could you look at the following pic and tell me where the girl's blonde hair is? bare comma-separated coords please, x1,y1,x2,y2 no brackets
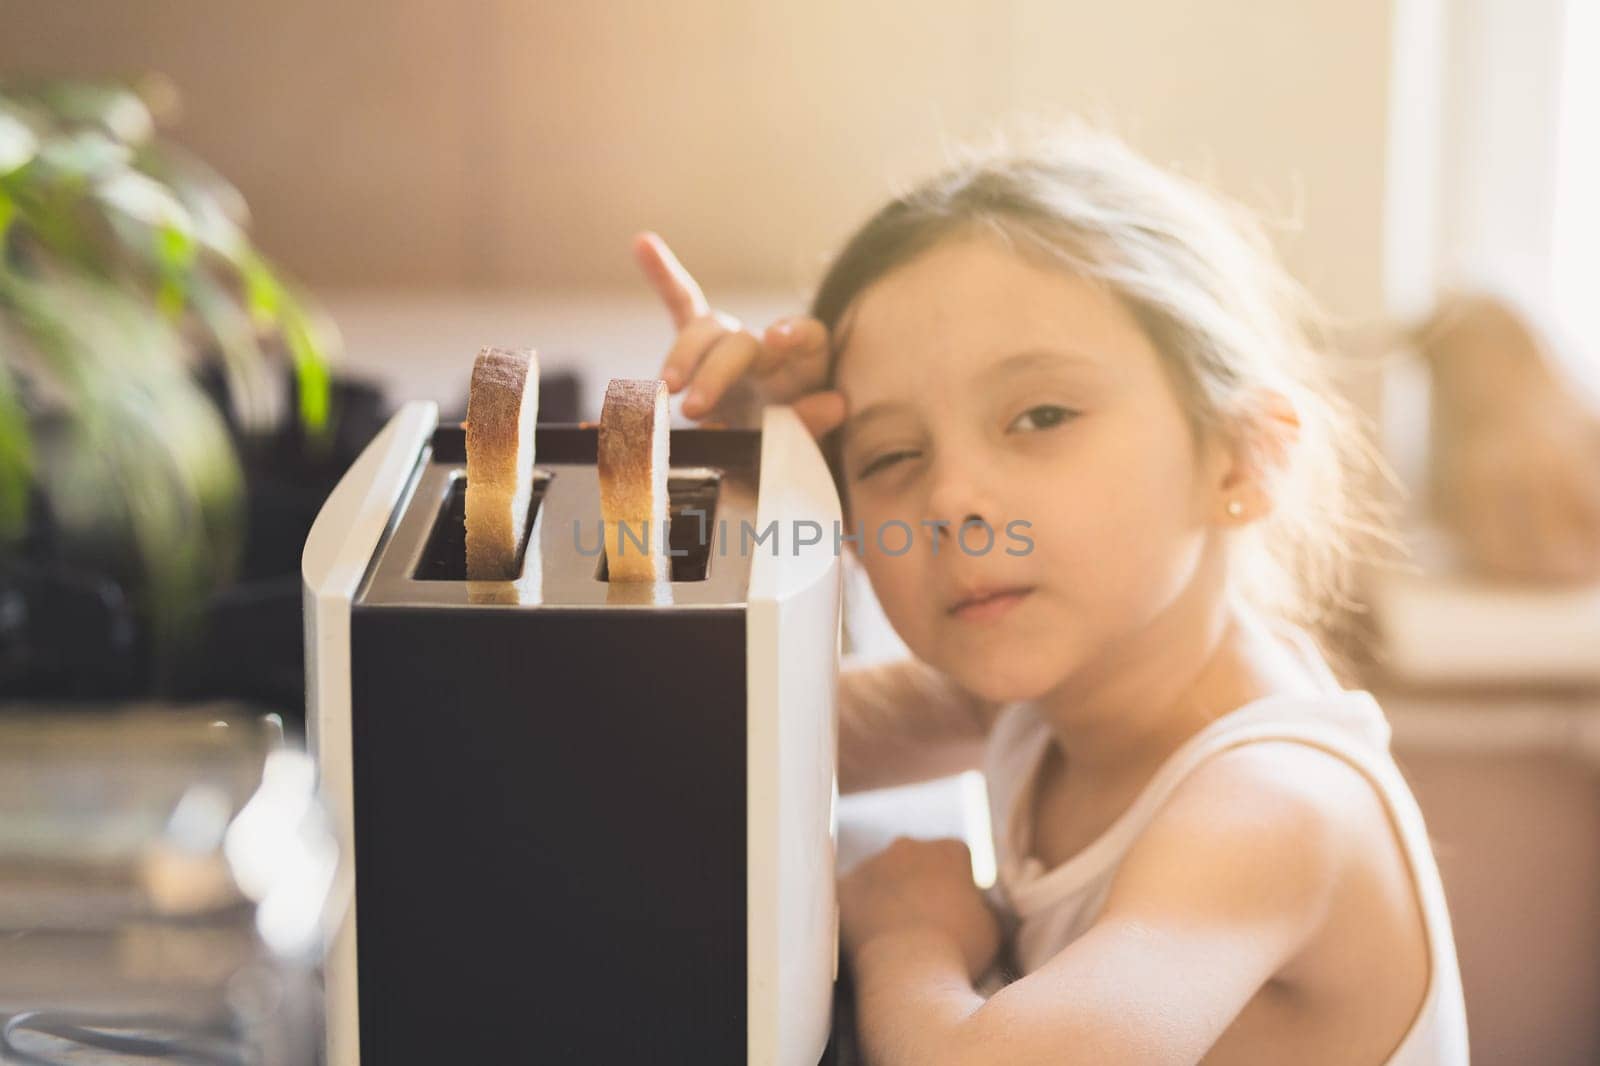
811,126,1393,659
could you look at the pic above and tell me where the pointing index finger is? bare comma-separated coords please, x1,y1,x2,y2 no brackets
633,231,710,330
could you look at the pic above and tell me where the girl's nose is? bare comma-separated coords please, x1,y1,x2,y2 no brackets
935,513,985,543
924,463,998,548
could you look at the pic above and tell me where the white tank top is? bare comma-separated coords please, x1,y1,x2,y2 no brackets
980,629,1469,1065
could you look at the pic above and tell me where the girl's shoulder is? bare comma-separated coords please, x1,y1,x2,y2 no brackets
1092,679,1414,952
1106,683,1404,904
1096,731,1413,975
1146,731,1398,868
1104,734,1433,1060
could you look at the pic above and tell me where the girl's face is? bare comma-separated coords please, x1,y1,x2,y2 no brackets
833,235,1231,705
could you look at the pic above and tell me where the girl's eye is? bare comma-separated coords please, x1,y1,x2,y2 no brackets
856,449,919,479
1010,404,1077,433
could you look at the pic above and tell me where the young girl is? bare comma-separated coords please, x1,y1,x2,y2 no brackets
634,127,1468,1065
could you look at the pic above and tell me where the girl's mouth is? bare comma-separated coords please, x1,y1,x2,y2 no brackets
948,586,1035,621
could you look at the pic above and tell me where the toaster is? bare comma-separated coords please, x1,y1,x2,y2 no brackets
302,400,844,1064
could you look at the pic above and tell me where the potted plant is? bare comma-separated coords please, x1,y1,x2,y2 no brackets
0,76,388,708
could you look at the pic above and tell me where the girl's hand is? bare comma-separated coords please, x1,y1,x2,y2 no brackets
632,231,848,438
838,837,1001,983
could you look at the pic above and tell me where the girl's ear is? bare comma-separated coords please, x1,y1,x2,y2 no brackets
1210,388,1301,524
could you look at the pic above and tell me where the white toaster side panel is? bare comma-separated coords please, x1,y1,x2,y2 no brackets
301,401,437,1066
748,404,845,1066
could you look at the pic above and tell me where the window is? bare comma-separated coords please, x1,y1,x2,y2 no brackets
1551,0,1599,386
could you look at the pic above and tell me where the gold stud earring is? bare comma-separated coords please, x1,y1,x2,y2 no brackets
1226,499,1244,517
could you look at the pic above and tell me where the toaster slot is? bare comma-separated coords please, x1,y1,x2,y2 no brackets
413,470,553,581
357,426,763,608
595,471,722,582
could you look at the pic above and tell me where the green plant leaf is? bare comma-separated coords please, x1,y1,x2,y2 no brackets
0,109,37,178
242,252,334,439
135,140,251,260
0,361,31,546
188,265,279,432
95,167,192,234
36,128,132,186
154,221,196,320
26,81,155,146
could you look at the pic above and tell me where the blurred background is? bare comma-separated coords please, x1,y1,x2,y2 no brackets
1,2,1597,1063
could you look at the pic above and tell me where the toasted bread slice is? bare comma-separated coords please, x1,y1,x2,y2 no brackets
465,347,539,580
597,378,671,582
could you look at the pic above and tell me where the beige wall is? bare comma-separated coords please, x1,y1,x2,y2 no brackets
3,0,1394,319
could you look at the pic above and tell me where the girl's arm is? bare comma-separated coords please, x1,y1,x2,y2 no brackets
837,654,997,795
850,743,1352,1065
